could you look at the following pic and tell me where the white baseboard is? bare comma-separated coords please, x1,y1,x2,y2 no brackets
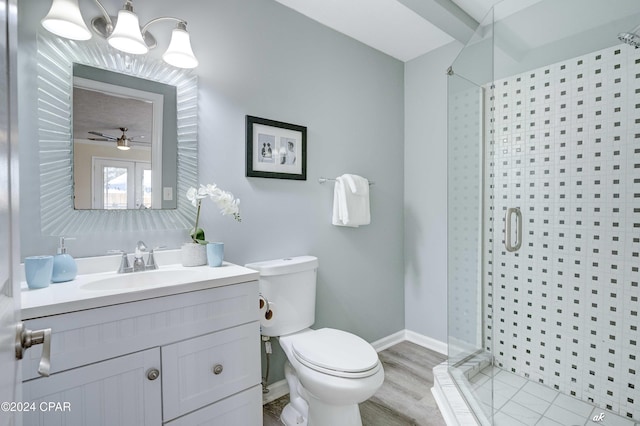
370,330,406,352
262,379,289,405
404,330,448,355
261,329,448,406
370,330,448,355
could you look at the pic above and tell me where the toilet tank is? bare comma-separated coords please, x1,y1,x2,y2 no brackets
245,256,319,337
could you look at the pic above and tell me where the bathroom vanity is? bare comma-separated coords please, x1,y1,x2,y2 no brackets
20,257,262,425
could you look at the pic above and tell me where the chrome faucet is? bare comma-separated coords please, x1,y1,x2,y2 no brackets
133,240,147,272
109,250,132,274
145,246,161,270
111,241,162,274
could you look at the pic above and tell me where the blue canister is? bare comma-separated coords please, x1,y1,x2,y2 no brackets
206,242,224,267
24,256,54,289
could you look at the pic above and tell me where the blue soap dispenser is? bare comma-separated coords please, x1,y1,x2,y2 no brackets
52,237,78,283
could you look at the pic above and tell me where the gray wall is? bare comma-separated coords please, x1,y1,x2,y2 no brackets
404,41,462,343
18,0,405,383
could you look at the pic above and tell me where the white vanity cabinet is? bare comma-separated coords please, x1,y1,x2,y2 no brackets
21,279,262,426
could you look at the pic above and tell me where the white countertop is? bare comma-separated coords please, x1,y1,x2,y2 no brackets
21,252,259,319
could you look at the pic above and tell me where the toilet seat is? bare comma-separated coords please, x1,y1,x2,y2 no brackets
291,328,380,378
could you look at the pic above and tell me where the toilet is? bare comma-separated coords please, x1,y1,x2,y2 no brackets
245,256,384,426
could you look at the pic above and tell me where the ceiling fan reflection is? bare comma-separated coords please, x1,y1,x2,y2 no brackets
87,127,150,151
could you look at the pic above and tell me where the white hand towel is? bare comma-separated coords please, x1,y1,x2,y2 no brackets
332,178,343,226
343,174,369,196
332,174,370,227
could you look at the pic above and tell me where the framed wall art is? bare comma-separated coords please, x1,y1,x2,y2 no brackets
246,115,307,180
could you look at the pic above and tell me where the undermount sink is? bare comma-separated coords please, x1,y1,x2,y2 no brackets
80,269,202,291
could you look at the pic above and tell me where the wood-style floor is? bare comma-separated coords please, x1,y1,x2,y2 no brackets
263,341,447,426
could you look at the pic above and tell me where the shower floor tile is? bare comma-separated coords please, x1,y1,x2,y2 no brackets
469,371,491,388
494,411,529,426
500,400,541,426
511,390,551,415
554,393,596,418
475,385,511,411
494,370,528,388
544,404,588,426
463,365,639,426
535,417,565,426
521,380,558,403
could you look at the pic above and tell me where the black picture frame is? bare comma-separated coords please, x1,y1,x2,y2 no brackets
246,115,307,180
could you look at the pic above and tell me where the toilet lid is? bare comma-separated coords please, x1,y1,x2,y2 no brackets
291,328,379,377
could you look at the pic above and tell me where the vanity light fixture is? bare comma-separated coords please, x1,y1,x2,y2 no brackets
41,0,199,68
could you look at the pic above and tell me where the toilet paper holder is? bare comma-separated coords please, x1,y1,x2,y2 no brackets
259,294,273,320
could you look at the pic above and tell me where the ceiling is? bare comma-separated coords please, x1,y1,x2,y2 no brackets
274,0,640,62
73,87,152,145
273,0,550,61
274,0,459,62
273,0,493,61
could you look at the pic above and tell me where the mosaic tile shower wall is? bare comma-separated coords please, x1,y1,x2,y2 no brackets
485,45,640,420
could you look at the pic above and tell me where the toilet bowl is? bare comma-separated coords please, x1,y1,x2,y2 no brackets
245,256,384,426
279,328,384,426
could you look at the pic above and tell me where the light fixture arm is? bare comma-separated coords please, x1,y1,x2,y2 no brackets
92,0,114,33
141,17,187,36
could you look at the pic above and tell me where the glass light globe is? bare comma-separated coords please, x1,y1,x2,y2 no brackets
108,9,148,55
41,0,92,41
162,27,198,69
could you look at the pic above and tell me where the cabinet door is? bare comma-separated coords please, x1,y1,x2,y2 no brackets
161,322,261,421
23,348,161,426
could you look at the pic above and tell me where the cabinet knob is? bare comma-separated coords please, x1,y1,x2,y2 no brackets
212,364,223,375
146,368,160,381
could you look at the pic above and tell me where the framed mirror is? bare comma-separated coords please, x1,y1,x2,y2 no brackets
72,63,176,210
37,32,198,235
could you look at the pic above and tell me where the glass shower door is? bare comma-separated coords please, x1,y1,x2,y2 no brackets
488,1,640,424
446,7,495,424
446,1,640,424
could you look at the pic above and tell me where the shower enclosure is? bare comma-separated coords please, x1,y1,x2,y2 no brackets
442,0,640,424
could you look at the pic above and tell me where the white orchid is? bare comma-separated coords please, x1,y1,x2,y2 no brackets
186,183,241,244
186,186,208,206
216,193,240,218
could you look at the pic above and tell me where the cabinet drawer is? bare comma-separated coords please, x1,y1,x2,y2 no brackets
164,385,262,426
23,281,258,380
161,322,261,421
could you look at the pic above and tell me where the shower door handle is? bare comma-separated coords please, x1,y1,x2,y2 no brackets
505,207,522,252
